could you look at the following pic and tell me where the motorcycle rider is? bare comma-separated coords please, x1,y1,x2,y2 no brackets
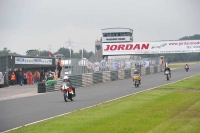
132,70,141,84
185,64,189,69
164,66,171,78
63,76,76,97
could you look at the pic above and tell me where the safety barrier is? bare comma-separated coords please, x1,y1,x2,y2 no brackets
46,84,54,92
141,67,146,76
145,67,150,75
150,66,154,74
124,69,131,79
110,71,118,81
82,73,93,87
103,71,111,82
118,70,125,80
53,65,163,91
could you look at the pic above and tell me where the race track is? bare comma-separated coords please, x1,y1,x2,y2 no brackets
0,65,199,132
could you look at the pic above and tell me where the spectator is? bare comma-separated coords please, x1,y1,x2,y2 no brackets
10,72,16,85
34,71,40,83
18,72,23,86
40,70,45,81
57,58,62,78
28,71,33,85
23,72,28,85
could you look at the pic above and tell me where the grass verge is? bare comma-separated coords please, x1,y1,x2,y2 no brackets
168,61,199,68
9,75,200,133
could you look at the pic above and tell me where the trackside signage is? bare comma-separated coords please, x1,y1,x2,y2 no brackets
102,40,200,55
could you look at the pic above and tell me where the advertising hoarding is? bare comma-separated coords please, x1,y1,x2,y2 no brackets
15,57,52,65
102,40,200,55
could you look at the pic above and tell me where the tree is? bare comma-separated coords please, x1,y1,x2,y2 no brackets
26,49,53,57
56,47,72,58
0,47,19,56
179,34,200,40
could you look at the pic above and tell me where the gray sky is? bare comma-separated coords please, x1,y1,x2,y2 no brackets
0,0,200,55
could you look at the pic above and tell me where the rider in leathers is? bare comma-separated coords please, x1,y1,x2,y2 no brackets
164,66,171,78
132,70,141,84
63,76,76,97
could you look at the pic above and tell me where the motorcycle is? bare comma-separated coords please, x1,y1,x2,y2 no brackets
132,74,140,88
165,70,170,81
185,66,189,72
61,82,74,102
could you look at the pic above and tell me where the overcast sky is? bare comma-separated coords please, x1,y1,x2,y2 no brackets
0,0,200,55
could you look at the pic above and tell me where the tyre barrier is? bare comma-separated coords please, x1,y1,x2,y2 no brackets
46,84,54,92
146,67,150,75
76,75,82,88
110,71,118,81
37,82,46,93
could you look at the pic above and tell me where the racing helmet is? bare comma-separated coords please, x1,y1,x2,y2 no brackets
134,70,138,72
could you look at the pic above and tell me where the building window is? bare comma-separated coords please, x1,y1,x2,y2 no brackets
124,32,128,36
107,33,111,37
103,33,107,37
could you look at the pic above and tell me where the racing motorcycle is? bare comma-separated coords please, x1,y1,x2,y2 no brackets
185,66,189,72
133,74,140,88
165,70,170,81
61,82,74,102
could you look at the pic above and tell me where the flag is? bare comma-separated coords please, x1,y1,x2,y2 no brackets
48,52,51,57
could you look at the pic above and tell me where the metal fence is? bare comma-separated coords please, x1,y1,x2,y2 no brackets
61,57,160,76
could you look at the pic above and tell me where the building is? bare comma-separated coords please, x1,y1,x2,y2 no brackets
0,54,56,86
92,28,133,61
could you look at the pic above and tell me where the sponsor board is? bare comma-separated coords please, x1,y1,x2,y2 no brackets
102,40,200,55
15,57,52,65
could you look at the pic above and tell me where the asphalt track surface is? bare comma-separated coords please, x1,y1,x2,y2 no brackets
0,65,199,132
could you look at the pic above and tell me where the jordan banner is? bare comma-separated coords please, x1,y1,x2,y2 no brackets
102,40,200,55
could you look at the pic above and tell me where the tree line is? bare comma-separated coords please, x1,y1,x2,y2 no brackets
0,47,94,59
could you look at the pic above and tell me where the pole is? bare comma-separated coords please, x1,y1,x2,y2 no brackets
82,45,83,59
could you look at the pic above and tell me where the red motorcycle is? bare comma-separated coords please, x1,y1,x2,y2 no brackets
61,82,74,102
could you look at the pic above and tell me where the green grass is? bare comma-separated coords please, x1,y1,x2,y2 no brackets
168,62,199,68
9,75,200,133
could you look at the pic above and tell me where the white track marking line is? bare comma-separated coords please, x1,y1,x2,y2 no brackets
3,73,199,133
